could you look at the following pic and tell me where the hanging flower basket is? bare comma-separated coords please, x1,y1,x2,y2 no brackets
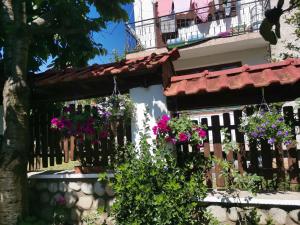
239,107,294,145
153,114,207,148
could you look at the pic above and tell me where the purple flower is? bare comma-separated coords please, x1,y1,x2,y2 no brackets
251,132,258,138
271,124,276,129
277,130,283,136
284,140,292,145
268,138,275,145
285,131,289,136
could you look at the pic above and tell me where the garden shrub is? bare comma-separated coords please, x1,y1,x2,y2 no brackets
109,114,213,225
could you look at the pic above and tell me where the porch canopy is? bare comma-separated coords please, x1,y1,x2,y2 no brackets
164,58,300,110
31,48,179,102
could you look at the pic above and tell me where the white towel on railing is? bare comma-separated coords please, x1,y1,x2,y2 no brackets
173,0,191,13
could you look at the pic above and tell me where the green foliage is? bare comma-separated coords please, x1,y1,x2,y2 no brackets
213,129,263,193
109,113,212,225
244,208,261,225
81,209,104,225
17,216,45,225
0,0,134,72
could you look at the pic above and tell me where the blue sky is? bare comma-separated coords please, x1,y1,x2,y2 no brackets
40,3,134,72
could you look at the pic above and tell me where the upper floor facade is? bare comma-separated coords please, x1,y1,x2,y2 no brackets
125,0,296,74
126,0,268,50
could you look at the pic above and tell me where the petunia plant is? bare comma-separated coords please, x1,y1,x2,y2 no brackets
51,105,110,144
153,114,207,148
239,107,294,145
50,95,134,144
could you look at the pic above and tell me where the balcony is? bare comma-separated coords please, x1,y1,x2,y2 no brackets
125,0,270,53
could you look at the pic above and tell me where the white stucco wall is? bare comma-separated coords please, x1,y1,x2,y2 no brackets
270,0,299,59
130,84,168,145
173,46,270,71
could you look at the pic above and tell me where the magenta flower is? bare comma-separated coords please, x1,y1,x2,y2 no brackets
179,132,189,142
161,114,170,122
197,128,207,138
157,118,170,133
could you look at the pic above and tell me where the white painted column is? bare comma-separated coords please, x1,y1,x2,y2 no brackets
129,84,168,146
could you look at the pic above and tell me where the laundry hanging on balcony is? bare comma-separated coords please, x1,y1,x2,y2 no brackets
157,0,176,34
157,0,173,17
173,0,191,13
192,0,214,22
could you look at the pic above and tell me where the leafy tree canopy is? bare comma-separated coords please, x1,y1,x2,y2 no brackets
0,0,133,73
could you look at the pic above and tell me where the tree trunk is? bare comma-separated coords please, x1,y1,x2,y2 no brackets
0,0,30,224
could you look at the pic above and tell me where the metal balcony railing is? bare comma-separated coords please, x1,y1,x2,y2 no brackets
125,0,270,53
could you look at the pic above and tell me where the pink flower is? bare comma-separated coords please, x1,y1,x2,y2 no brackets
51,118,64,129
161,114,170,122
179,132,189,142
157,119,170,133
197,128,207,138
165,136,177,144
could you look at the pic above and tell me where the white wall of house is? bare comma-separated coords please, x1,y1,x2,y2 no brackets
173,46,270,71
132,0,156,49
130,84,168,145
270,0,299,59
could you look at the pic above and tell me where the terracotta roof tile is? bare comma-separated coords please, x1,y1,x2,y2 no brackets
33,48,180,87
164,58,300,97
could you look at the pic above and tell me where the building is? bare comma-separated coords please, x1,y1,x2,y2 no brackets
125,0,298,144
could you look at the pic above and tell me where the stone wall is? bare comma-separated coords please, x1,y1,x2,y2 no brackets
28,176,300,225
28,178,115,225
206,205,300,225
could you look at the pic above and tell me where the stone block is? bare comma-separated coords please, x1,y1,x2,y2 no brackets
48,182,58,193
207,205,227,223
36,182,48,191
91,198,105,210
40,191,50,204
69,182,81,191
76,196,94,210
81,183,93,195
289,209,300,224
105,184,115,197
58,181,68,192
94,182,105,196
269,208,287,225
227,207,241,222
64,192,78,208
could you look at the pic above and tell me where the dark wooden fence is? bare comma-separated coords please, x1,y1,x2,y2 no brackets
186,106,300,188
29,104,299,187
28,104,131,171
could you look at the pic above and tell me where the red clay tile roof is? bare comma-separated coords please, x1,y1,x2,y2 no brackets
34,48,180,86
164,58,300,97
